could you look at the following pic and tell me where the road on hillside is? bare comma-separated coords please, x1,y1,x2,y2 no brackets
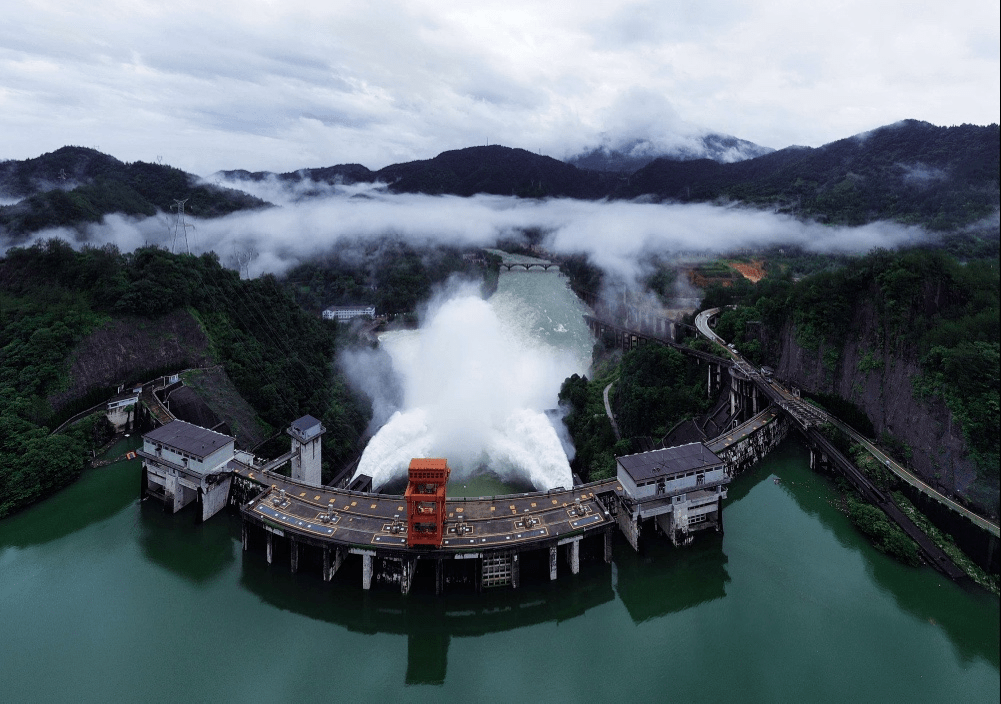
695,307,1000,537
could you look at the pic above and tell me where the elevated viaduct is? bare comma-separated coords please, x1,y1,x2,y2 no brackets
696,307,999,580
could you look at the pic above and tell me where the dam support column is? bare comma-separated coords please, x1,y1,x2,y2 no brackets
401,558,415,595
266,531,273,565
241,523,248,551
512,553,520,589
617,509,640,552
435,559,444,595
362,553,374,590
290,538,299,574
569,539,580,575
549,546,558,581
323,546,345,582
604,531,613,563
200,477,232,522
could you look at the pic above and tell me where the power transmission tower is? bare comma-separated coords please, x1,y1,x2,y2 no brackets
170,199,195,254
235,247,258,279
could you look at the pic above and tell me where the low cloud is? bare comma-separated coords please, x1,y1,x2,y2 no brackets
10,184,930,285
899,162,949,186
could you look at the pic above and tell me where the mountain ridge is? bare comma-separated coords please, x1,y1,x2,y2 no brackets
3,120,998,237
565,133,775,173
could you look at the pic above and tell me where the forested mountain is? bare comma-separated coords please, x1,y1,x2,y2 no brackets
623,121,1000,229
5,120,998,236
218,163,376,186
0,240,369,518
374,145,613,198
566,133,774,173
707,248,999,513
0,147,268,241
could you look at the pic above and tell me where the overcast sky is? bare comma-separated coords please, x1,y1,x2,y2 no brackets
2,1,997,175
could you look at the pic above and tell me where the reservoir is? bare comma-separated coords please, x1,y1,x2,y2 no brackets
1,270,998,701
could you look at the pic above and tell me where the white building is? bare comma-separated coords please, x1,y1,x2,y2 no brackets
106,388,140,430
322,305,376,321
288,414,325,487
140,420,237,521
616,442,730,548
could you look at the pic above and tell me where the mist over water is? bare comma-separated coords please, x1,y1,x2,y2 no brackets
354,271,592,492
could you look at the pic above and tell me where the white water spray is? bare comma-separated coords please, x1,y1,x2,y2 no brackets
354,275,590,491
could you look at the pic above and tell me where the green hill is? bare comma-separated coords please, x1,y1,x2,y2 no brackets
0,240,368,518
0,147,269,241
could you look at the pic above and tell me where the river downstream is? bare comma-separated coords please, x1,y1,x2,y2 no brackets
1,271,998,701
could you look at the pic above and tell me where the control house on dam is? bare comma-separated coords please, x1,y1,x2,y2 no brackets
138,400,773,593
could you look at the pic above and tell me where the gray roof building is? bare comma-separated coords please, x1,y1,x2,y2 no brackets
144,420,234,460
616,442,723,484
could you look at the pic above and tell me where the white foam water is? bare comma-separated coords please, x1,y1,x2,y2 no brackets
354,271,592,491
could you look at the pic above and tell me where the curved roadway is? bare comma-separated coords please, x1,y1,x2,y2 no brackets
603,381,621,441
695,307,999,538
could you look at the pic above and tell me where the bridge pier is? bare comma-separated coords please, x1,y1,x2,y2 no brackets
435,559,444,595
617,508,640,551
809,447,830,473
266,531,273,565
241,523,248,551
604,531,613,563
569,539,580,575
706,361,724,398
290,538,299,574
322,546,345,581
401,558,416,595
549,546,558,580
361,553,374,590
728,367,760,426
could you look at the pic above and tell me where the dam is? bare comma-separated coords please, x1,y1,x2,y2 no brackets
136,264,991,593
140,376,789,592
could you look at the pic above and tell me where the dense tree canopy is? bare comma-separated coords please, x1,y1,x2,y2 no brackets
0,240,369,517
713,247,999,478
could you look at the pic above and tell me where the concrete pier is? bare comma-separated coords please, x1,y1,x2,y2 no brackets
362,553,374,590
401,558,415,595
323,546,345,581
549,546,558,581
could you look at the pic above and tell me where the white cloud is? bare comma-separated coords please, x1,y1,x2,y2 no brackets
0,1,997,174
11,187,929,284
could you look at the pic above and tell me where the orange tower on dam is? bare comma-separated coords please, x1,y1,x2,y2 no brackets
405,458,450,547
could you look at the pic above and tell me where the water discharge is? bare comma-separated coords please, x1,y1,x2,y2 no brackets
355,270,593,491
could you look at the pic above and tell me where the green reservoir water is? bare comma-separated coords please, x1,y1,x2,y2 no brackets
1,439,997,702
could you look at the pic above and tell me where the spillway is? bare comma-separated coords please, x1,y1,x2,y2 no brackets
355,269,592,491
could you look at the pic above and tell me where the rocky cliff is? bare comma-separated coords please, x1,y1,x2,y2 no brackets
765,299,994,513
48,309,214,413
